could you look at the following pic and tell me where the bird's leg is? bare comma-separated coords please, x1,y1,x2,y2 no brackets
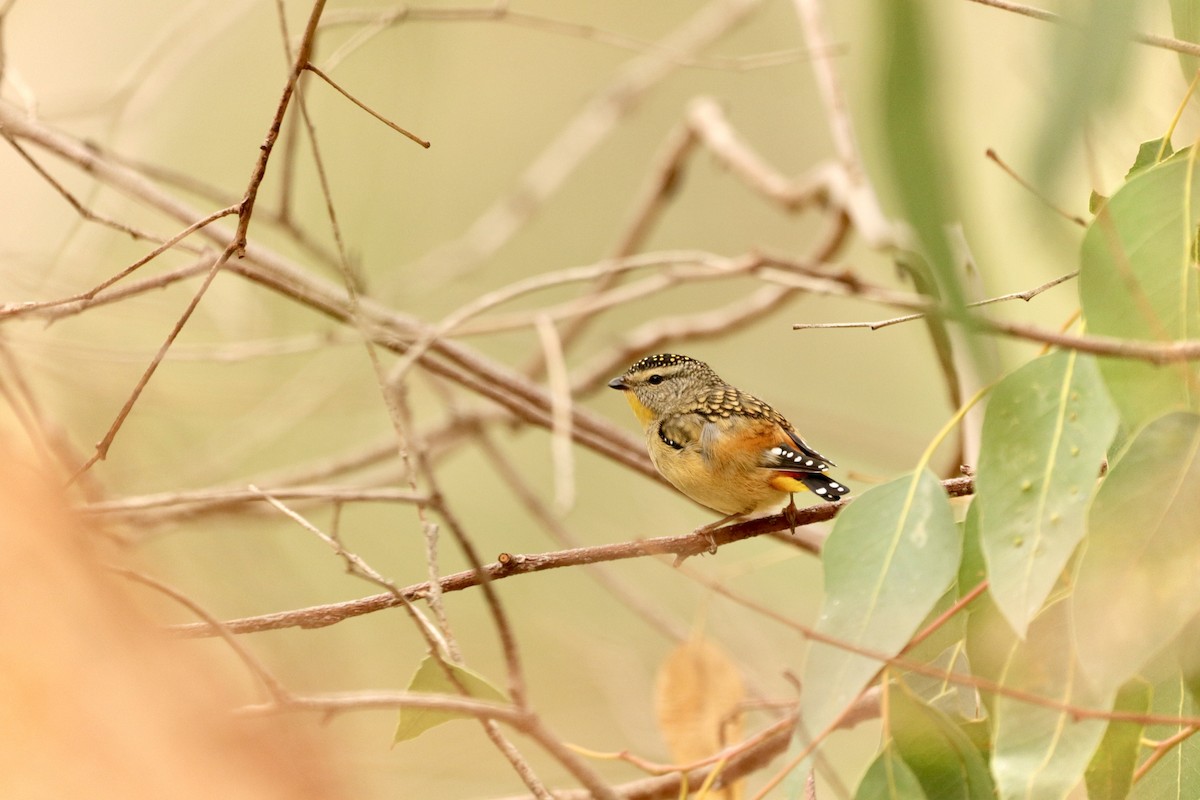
691,513,746,555
784,494,799,535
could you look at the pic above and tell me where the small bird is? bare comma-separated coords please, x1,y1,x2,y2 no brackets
608,353,849,535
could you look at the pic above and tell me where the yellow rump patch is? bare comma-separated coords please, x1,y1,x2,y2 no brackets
768,475,811,494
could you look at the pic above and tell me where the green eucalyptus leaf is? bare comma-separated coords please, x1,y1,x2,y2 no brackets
855,747,930,800
975,351,1117,636
1079,153,1200,428
394,655,508,743
1071,411,1200,695
992,599,1112,800
1084,680,1151,800
800,470,959,737
1130,670,1200,797
889,682,995,800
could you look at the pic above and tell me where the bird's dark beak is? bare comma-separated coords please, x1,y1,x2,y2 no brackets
607,377,627,391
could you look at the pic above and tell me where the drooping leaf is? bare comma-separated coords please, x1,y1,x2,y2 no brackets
654,636,744,800
888,682,995,800
800,470,959,737
854,746,930,800
1084,680,1152,800
976,351,1117,636
874,1,964,317
394,655,508,743
1169,0,1200,85
991,599,1112,800
1079,152,1200,429
1071,411,1200,695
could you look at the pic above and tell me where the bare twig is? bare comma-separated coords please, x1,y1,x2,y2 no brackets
476,433,688,643
791,0,891,246
1,131,168,243
242,689,523,724
303,63,430,147
82,485,428,517
985,148,1088,227
534,316,575,511
570,211,852,395
116,568,291,704
320,4,802,73
171,477,974,638
791,270,1078,332
965,0,1200,59
232,0,328,255
0,255,216,322
1133,724,1200,783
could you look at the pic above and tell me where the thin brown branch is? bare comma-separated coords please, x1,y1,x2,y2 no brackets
476,433,688,643
0,98,660,486
116,568,291,704
978,316,1200,364
231,0,328,254
1133,724,1200,783
1,131,165,243
320,4,801,72
571,212,852,395
243,689,524,725
0,255,216,322
985,148,1088,227
303,63,430,147
82,485,429,518
0,207,235,323
791,270,1077,333
57,0,330,479
170,477,974,638
791,0,891,246
67,249,234,480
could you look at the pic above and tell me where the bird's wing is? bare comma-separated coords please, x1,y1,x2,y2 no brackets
759,425,849,500
759,430,834,474
657,413,708,451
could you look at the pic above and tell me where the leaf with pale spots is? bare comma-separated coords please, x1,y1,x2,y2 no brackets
799,470,959,737
976,351,1117,636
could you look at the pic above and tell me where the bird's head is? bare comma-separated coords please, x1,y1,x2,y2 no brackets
607,353,720,426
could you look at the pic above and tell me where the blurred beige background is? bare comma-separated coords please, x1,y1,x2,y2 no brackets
0,0,1190,796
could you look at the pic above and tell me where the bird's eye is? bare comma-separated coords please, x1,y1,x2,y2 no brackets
648,374,664,385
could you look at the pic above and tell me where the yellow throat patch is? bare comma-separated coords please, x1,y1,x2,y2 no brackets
622,392,656,428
